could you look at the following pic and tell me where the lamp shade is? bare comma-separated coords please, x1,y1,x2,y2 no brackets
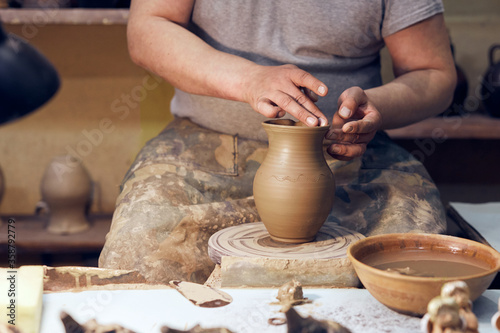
0,22,60,124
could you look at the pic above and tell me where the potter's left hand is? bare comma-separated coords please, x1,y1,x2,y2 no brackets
325,87,382,160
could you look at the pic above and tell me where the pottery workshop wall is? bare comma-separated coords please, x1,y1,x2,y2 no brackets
443,0,500,104
0,12,174,215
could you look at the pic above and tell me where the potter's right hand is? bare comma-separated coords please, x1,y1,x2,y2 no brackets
243,64,329,127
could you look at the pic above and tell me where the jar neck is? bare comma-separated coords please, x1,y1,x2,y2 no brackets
265,127,328,157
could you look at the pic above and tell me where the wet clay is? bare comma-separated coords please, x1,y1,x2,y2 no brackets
253,119,335,244
366,251,488,278
273,280,311,310
277,280,306,304
208,222,364,265
169,280,232,308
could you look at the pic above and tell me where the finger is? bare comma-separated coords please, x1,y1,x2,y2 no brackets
337,87,367,120
256,97,284,118
342,115,379,134
292,89,328,126
269,90,327,127
291,69,328,98
327,143,367,160
325,128,372,144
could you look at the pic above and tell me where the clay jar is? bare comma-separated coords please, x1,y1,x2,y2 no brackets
253,119,335,243
481,44,500,118
40,156,92,234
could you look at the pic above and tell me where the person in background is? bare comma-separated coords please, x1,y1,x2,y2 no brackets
99,0,456,284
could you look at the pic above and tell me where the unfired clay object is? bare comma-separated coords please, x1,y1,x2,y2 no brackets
169,280,232,308
276,280,307,305
253,119,335,243
39,156,92,234
441,281,479,333
421,296,466,333
273,280,311,312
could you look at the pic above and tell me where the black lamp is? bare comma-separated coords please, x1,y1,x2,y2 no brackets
0,22,60,124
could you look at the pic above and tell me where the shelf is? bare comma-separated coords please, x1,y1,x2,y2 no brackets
0,215,111,253
386,114,500,140
0,8,128,25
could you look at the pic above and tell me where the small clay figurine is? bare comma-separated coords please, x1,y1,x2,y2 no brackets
421,296,466,333
276,280,309,306
61,311,136,333
492,296,500,331
441,281,479,333
284,307,352,333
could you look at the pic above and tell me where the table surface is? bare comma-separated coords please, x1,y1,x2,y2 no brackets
450,202,500,251
41,288,500,333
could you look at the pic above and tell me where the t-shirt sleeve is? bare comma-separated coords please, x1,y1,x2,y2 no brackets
381,0,444,38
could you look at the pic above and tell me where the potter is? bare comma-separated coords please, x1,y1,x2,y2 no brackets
100,0,457,285
253,119,335,243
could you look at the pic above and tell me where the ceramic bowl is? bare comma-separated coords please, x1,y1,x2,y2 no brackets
347,233,500,316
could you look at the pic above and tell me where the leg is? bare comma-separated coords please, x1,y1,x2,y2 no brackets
326,131,446,236
99,118,266,283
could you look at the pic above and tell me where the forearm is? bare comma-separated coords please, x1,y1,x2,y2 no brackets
366,67,456,130
127,0,329,126
128,14,255,103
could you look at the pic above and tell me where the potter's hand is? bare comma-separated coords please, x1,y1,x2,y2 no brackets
244,64,329,127
325,87,382,160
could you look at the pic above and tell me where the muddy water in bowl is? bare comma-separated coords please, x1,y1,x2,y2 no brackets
347,233,500,316
366,251,489,278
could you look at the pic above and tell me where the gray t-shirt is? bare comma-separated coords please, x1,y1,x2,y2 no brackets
171,0,444,141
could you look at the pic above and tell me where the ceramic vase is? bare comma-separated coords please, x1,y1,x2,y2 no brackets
253,119,335,243
40,155,92,234
481,44,500,118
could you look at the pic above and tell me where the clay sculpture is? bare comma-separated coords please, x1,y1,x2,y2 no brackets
39,155,92,234
441,281,479,333
421,296,466,333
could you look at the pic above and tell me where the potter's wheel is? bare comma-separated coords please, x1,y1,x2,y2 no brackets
208,222,364,265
